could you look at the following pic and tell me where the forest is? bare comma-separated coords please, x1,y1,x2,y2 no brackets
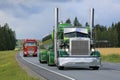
94,22,120,47
0,23,16,50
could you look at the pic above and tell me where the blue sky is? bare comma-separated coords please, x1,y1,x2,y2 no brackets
0,0,120,39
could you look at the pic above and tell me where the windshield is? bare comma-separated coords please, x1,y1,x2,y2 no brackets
64,32,88,38
24,42,37,46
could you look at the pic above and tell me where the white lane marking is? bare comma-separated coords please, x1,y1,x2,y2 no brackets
20,52,75,80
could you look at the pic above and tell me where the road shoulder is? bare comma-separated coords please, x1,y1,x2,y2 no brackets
16,52,46,80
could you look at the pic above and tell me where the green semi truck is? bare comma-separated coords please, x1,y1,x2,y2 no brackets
39,8,101,70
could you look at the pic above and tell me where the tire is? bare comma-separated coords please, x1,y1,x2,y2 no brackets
33,54,37,57
91,67,99,70
23,54,27,57
48,63,51,66
39,60,42,63
40,60,45,63
47,53,50,65
58,66,64,70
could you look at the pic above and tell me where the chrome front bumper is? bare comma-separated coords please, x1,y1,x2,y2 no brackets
58,56,101,68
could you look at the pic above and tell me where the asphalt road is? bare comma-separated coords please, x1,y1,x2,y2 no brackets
17,51,120,80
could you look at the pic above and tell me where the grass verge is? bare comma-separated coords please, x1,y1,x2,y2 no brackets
0,50,38,80
102,54,120,63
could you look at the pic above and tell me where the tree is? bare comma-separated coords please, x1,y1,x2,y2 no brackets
65,18,71,24
73,17,82,27
116,22,120,47
107,25,118,47
0,23,16,50
85,22,89,27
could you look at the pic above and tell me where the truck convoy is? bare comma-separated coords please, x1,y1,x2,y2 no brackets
39,8,101,70
23,39,38,57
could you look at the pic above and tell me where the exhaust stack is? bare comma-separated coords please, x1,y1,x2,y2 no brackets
90,8,94,44
54,7,58,63
90,8,94,40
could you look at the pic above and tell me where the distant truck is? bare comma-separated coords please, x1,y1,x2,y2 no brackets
23,39,38,57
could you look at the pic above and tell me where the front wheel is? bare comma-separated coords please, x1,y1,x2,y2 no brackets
23,54,27,57
39,60,42,63
33,54,37,57
90,66,99,70
58,66,64,70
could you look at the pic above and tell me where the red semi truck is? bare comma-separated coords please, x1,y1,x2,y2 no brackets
23,39,38,57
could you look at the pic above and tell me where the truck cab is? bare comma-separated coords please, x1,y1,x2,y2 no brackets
23,39,38,57
57,27,101,70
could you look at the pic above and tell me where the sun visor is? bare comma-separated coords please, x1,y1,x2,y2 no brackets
64,28,88,34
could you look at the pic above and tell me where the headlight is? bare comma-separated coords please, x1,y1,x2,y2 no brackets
65,48,69,52
91,48,95,52
24,52,27,54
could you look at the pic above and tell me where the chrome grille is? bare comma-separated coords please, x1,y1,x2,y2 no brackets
28,48,34,54
70,38,90,55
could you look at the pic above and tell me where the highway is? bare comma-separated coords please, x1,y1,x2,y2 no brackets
17,51,120,80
